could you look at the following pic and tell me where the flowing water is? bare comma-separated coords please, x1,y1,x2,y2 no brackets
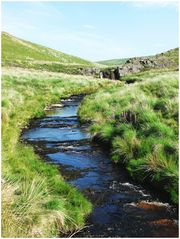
22,95,178,237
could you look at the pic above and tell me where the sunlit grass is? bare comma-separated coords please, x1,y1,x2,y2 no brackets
2,67,115,237
79,69,178,203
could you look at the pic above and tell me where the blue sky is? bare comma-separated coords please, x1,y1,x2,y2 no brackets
2,1,179,61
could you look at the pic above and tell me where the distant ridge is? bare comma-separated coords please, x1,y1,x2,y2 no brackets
97,48,179,68
97,57,129,67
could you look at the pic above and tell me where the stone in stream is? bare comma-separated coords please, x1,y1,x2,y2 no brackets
149,219,177,226
137,200,169,211
44,103,63,111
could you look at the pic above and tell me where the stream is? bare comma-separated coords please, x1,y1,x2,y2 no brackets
22,95,178,237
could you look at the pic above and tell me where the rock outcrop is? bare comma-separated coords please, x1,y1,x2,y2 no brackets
98,48,179,80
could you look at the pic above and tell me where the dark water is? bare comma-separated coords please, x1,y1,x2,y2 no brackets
22,95,178,237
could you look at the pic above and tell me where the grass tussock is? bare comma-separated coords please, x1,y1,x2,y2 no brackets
2,179,67,238
79,69,178,203
2,67,116,237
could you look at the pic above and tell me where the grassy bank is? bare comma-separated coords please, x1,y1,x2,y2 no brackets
79,69,178,204
2,67,117,237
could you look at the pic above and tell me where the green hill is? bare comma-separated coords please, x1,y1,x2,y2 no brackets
2,32,96,74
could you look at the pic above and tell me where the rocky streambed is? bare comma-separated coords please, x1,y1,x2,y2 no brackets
22,95,178,237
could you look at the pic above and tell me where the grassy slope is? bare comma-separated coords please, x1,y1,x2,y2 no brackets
2,67,116,237
79,69,178,203
2,32,97,74
97,48,179,67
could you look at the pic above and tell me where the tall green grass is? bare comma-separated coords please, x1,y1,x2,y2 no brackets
79,70,178,203
2,67,115,237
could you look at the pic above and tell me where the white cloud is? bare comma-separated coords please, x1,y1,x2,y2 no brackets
83,24,96,30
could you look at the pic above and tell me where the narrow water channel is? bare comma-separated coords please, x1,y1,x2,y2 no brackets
22,95,178,237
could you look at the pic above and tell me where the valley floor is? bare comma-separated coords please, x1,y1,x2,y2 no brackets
2,66,178,237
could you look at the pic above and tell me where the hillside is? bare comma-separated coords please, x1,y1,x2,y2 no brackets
97,48,179,69
1,32,98,74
